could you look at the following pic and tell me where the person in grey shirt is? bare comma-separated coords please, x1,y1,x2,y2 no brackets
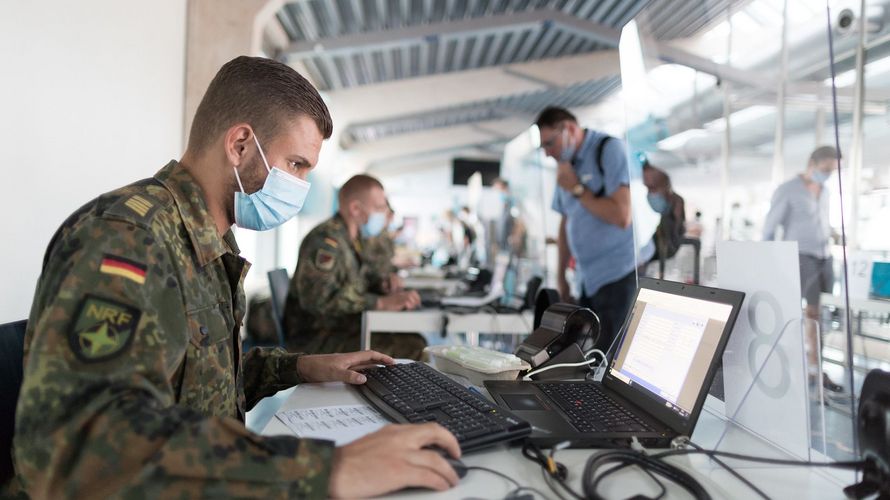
763,145,841,391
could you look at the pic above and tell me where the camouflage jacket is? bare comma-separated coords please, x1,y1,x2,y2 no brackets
362,232,396,285
284,214,383,352
15,161,332,499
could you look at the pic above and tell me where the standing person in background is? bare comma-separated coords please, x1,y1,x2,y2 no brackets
536,106,654,355
492,177,515,253
763,145,843,392
642,161,686,269
284,174,426,358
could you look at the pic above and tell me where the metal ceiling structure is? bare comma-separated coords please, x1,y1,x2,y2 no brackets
264,0,743,167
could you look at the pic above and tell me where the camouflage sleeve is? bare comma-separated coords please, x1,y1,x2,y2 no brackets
15,217,333,498
242,347,304,410
296,237,378,316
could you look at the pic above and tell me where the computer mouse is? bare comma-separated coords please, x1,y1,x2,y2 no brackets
443,456,468,479
426,446,468,479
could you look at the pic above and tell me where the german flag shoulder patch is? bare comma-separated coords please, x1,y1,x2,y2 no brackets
315,249,336,271
100,254,147,285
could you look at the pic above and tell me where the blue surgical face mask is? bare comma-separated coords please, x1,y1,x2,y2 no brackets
361,210,387,238
559,128,576,163
647,193,670,214
811,170,831,184
233,134,311,231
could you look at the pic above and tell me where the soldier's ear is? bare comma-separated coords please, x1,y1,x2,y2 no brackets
223,123,253,167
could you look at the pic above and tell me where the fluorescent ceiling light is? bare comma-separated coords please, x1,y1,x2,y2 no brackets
657,129,708,150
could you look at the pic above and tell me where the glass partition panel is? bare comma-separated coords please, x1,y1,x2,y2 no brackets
623,0,858,465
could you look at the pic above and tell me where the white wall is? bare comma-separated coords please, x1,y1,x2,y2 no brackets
0,1,186,322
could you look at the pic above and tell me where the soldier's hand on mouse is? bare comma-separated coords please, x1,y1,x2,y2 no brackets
328,423,461,498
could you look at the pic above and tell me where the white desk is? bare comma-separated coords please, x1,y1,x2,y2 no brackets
360,309,534,350
402,277,462,293
360,310,444,350
261,382,851,499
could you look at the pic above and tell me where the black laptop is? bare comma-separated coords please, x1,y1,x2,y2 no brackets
485,278,744,448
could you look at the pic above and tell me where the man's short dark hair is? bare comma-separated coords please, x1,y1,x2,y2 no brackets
492,177,509,189
535,107,578,129
809,145,840,164
339,174,384,205
188,56,333,153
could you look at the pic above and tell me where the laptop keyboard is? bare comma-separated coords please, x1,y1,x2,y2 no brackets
358,363,531,451
539,383,654,433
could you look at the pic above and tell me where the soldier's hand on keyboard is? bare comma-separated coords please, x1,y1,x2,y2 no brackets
376,290,421,311
328,423,461,498
296,350,395,384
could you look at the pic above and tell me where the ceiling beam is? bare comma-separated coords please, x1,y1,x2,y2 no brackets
351,117,531,165
366,139,509,174
326,50,619,126
280,9,621,61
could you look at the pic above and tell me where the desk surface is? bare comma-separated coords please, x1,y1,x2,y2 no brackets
260,381,851,499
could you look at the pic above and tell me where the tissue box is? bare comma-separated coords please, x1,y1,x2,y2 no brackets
425,345,530,387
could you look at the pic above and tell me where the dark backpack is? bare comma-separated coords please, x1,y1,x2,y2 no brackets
655,197,685,260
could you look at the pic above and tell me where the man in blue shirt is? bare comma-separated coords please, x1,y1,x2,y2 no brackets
536,107,654,354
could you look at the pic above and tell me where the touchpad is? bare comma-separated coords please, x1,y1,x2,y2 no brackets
501,393,549,411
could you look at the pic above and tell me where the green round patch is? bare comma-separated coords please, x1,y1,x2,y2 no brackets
69,295,141,363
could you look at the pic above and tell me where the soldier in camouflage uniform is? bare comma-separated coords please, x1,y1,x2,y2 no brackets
12,56,460,499
284,175,427,359
362,199,400,293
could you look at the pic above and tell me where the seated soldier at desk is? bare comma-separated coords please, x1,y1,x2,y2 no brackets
362,198,403,294
284,174,427,358
10,56,459,499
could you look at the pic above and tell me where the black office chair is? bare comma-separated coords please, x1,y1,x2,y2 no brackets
267,268,290,348
0,320,27,486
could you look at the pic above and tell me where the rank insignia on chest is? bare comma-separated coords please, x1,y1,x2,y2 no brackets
69,295,141,363
315,249,336,271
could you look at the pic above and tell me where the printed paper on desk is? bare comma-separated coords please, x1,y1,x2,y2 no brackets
275,405,389,445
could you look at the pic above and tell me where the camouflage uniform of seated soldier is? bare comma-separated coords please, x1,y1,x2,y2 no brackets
362,198,402,294
9,56,461,500
284,175,426,359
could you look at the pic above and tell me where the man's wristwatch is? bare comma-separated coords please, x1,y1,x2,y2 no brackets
570,183,586,198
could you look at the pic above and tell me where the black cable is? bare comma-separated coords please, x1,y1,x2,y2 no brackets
465,466,520,488
521,441,584,500
640,441,868,500
583,449,712,500
683,441,770,500
655,443,866,469
541,467,571,500
464,466,553,500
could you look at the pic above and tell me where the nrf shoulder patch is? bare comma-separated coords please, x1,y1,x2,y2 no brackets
69,295,141,363
315,249,336,271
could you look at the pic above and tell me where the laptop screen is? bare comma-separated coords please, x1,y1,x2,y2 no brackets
608,287,734,419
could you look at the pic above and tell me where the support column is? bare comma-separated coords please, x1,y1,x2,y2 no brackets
771,0,789,186
183,0,285,141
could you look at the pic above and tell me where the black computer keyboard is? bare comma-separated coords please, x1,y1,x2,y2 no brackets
538,383,654,434
357,363,531,452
